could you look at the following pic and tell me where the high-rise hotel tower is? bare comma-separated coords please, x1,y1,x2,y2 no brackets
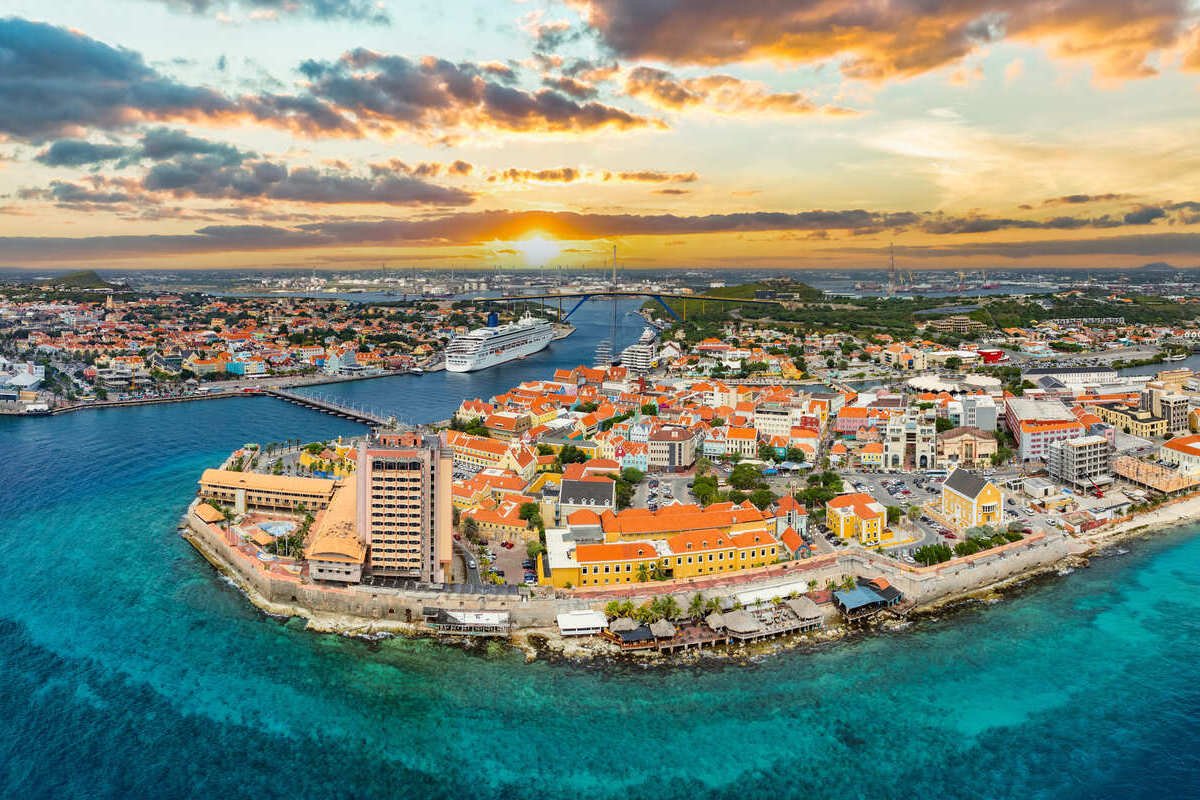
355,431,453,583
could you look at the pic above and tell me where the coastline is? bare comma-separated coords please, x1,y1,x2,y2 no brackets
181,492,1200,666
1,367,423,418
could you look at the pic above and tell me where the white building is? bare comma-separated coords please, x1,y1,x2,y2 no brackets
1046,435,1113,489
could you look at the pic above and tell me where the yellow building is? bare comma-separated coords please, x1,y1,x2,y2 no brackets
538,538,661,589
304,475,366,583
826,493,887,546
1086,404,1167,438
198,469,336,515
940,468,1004,530
538,525,781,589
597,502,774,543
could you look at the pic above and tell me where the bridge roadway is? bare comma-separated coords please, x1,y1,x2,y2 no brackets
480,289,783,323
481,290,783,305
261,388,393,427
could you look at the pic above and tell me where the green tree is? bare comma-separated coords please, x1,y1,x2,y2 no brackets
640,402,658,416
462,517,481,543
620,467,645,484
688,593,707,619
886,505,902,525
692,475,720,505
749,487,777,510
518,502,544,533
729,462,763,490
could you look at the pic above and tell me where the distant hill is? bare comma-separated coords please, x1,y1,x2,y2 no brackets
38,269,114,289
1138,262,1177,272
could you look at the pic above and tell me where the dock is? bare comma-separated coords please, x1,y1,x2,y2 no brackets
260,388,395,427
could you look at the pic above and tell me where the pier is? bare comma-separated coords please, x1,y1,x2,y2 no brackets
261,388,396,427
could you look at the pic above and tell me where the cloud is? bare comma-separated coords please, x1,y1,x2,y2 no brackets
571,0,1200,81
5,205,1200,263
624,66,855,115
296,50,661,137
490,168,582,183
542,76,599,100
34,140,131,167
1042,193,1134,205
0,17,239,141
0,19,654,144
606,170,698,183
889,232,1200,259
1124,205,1167,225
20,177,142,206
140,156,474,205
146,0,390,24
34,127,247,168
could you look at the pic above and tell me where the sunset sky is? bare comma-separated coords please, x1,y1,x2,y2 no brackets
2,0,1199,270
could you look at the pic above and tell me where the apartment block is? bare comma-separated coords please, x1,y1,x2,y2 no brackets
1046,435,1113,490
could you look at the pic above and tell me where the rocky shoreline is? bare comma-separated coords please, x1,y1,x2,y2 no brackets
184,496,1200,667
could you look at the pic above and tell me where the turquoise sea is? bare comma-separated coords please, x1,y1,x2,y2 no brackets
2,299,1200,798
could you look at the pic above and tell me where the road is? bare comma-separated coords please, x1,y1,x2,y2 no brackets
452,539,482,587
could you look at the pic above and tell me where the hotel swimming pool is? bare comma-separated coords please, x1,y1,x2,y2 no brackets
258,521,296,537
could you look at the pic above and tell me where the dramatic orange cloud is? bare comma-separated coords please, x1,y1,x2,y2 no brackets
572,0,1200,80
624,67,855,115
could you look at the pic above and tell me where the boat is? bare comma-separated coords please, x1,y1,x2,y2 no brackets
409,367,424,374
444,314,553,372
1163,353,1187,362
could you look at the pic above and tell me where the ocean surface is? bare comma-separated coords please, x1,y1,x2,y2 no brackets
2,297,1200,798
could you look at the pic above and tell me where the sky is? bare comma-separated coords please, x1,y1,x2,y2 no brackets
1,0,1199,271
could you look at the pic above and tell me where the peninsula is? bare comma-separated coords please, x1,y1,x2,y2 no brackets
178,280,1200,659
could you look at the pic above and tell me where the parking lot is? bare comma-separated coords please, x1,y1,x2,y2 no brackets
482,539,539,588
635,472,694,510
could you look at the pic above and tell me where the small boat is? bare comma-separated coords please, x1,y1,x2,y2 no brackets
409,367,424,374
1163,353,1187,362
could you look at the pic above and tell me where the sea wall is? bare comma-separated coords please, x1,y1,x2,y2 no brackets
185,503,579,627
186,501,1071,630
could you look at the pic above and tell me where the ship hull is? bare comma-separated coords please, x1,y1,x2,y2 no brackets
445,328,553,372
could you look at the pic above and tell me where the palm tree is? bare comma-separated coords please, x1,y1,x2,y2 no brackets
660,595,683,621
634,602,659,624
705,596,724,614
635,562,650,583
604,600,622,619
688,593,706,619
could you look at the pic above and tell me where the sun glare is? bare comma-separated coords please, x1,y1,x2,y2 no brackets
513,234,561,266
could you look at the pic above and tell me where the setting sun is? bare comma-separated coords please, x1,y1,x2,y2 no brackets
513,234,561,266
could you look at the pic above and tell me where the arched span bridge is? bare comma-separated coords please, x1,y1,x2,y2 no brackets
476,290,783,324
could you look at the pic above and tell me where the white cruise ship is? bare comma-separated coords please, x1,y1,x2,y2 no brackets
445,315,553,372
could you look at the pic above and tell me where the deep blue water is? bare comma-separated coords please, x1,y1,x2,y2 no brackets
2,297,1200,797
295,297,647,422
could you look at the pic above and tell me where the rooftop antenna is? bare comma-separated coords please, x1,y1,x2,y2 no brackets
887,242,897,298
